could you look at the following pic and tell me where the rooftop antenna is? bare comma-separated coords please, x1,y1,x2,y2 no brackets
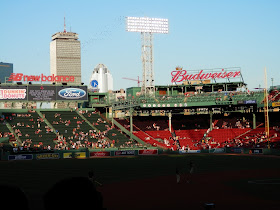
64,16,66,32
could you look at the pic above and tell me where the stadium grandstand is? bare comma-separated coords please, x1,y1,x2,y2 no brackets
1,70,280,160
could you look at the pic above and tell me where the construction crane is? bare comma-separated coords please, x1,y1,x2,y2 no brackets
122,76,142,87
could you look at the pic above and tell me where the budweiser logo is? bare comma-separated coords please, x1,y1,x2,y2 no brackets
171,69,241,83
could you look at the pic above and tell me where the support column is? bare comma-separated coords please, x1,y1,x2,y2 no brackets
168,112,172,132
141,32,154,96
210,110,213,131
111,107,114,127
253,113,256,129
130,107,134,139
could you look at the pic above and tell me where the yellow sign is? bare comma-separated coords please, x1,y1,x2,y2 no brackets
63,153,73,159
272,102,280,107
74,152,86,159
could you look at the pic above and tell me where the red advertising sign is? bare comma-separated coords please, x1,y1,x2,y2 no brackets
90,151,111,157
7,73,75,82
138,149,158,155
171,68,241,83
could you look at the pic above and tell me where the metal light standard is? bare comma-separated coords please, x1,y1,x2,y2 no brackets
126,17,169,96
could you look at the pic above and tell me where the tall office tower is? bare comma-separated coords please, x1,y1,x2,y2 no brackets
50,28,81,84
0,62,13,83
89,64,113,93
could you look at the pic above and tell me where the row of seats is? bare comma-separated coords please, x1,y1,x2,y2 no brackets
207,128,250,143
175,129,207,149
132,130,176,150
116,118,176,149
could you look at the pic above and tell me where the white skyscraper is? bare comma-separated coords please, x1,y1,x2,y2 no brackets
89,64,113,92
50,29,81,84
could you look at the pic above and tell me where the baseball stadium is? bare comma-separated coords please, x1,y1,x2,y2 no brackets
1,66,280,210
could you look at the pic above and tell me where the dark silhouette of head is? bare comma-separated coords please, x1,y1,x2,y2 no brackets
43,177,104,210
0,184,29,210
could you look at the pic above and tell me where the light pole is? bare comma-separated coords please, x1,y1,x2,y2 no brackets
126,17,169,96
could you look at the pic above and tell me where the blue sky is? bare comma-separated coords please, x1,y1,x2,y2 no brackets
1,0,280,90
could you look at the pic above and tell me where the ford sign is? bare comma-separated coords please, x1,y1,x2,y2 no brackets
58,88,86,99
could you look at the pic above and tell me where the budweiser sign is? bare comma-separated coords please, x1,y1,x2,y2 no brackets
171,69,241,83
7,73,75,82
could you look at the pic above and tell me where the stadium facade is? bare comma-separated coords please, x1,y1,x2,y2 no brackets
1,65,280,160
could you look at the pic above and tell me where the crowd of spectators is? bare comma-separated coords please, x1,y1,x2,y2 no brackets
268,89,280,102
2,107,280,153
6,112,55,151
0,115,14,139
49,110,141,150
139,89,262,105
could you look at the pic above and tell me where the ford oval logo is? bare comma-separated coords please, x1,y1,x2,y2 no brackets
58,88,86,99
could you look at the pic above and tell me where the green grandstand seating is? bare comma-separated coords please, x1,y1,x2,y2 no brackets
8,112,56,148
41,111,97,145
81,111,131,147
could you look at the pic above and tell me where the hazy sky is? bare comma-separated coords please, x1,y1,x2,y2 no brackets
1,0,279,90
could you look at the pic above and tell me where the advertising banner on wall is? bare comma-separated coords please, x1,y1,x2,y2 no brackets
8,154,33,160
63,153,73,159
56,86,88,101
114,150,135,156
244,100,257,104
229,147,243,153
0,86,27,101
36,153,59,160
249,148,263,154
28,86,56,101
90,151,111,157
272,102,280,107
74,152,86,159
138,149,158,155
0,85,88,101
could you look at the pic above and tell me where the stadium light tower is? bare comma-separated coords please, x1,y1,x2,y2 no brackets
126,17,169,96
